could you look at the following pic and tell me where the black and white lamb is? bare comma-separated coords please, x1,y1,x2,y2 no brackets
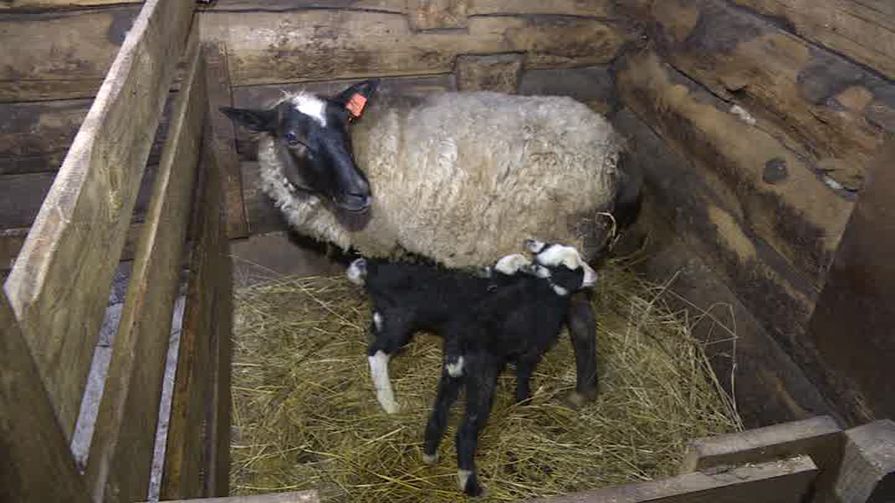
345,252,547,414
423,241,597,497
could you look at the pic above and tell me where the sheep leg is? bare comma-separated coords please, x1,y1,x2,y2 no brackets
455,356,497,497
567,291,599,407
422,369,463,464
514,357,539,404
367,312,413,414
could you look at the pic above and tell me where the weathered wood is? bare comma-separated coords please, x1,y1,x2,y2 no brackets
519,66,616,114
85,28,204,502
155,490,319,503
0,97,172,175
680,416,841,473
0,6,141,101
202,0,612,17
199,9,622,87
617,51,853,288
3,0,194,440
833,420,895,502
161,117,230,500
731,0,895,81
614,108,835,427
0,0,140,10
526,456,818,503
1,222,144,272
806,140,895,425
0,291,90,503
455,53,523,93
623,0,894,190
407,0,468,30
239,161,288,234
203,43,248,239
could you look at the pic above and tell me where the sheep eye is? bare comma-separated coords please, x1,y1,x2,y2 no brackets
285,131,301,146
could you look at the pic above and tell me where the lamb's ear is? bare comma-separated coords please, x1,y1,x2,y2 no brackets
332,80,380,119
219,106,277,133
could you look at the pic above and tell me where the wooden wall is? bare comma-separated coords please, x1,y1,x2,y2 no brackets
614,0,895,425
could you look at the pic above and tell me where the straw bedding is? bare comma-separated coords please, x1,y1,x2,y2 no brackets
229,263,742,501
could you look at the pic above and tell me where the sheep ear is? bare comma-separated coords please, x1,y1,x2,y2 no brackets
220,106,277,132
332,80,380,119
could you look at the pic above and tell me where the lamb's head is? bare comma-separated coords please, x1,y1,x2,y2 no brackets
523,240,598,294
221,80,379,213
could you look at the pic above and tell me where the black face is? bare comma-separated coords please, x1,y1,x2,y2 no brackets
220,80,379,213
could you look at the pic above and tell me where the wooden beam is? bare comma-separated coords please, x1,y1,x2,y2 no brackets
0,0,141,10
84,28,204,503
833,420,895,502
161,113,232,499
0,6,142,101
203,43,248,239
1,223,144,272
0,291,90,503
526,456,818,503
155,490,319,503
2,0,194,440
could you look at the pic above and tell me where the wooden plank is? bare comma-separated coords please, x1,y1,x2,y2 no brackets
85,29,204,502
155,490,319,503
0,97,172,175
455,53,523,93
680,416,841,472
199,9,622,87
621,0,894,191
0,291,90,503
833,420,895,502
1,222,144,272
2,0,194,440
526,456,818,503
614,108,836,427
806,140,895,425
0,6,141,102
0,0,141,10
202,0,612,16
203,43,248,239
161,121,226,500
731,0,895,80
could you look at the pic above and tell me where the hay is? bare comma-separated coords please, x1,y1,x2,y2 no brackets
230,263,743,502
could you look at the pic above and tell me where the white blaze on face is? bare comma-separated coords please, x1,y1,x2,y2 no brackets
536,245,598,288
494,254,531,275
291,93,327,127
369,350,398,414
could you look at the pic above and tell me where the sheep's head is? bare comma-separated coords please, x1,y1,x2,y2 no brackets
523,240,598,294
221,80,379,213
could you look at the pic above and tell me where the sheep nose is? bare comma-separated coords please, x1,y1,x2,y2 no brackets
340,191,371,212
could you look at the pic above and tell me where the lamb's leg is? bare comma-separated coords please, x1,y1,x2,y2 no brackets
422,368,462,464
567,291,598,407
367,311,413,414
514,357,540,404
455,356,497,497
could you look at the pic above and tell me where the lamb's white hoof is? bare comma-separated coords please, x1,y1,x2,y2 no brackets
378,397,399,414
422,452,439,465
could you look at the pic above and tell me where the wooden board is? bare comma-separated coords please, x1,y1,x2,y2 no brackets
806,140,895,425
1,222,144,272
154,490,319,503
525,456,818,503
202,0,611,17
85,30,204,502
614,108,836,427
0,0,141,10
161,114,232,499
2,0,194,440
617,51,853,289
0,291,90,503
203,43,248,239
680,416,841,473
0,5,141,101
199,9,622,87
621,0,894,191
731,0,895,80
834,420,895,502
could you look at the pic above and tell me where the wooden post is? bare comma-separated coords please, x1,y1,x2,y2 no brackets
833,420,895,503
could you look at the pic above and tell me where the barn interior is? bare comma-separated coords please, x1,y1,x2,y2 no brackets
1,0,893,502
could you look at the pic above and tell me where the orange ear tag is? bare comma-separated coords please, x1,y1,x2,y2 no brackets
346,93,367,119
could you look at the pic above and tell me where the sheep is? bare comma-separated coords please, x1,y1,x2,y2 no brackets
345,252,546,414
222,80,635,408
422,242,597,497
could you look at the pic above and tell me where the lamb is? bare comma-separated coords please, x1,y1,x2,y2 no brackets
222,80,637,407
421,241,597,497
345,252,555,414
